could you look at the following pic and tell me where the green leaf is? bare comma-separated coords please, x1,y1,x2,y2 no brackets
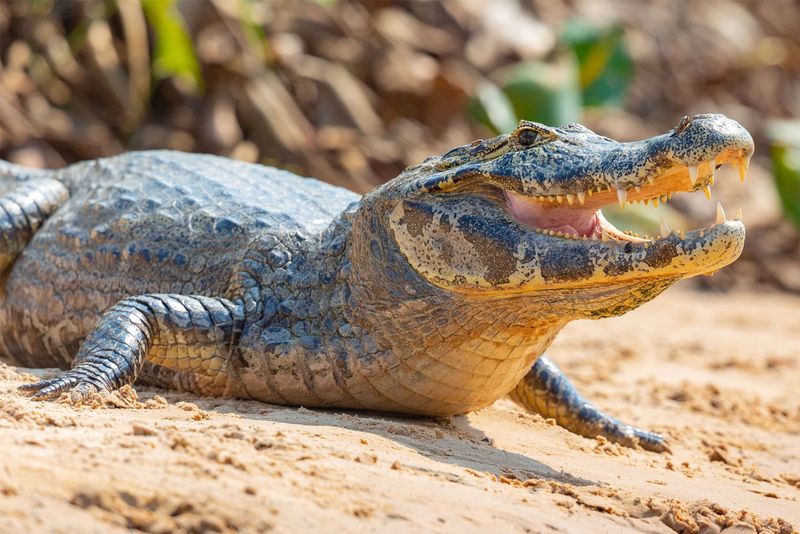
768,120,800,229
142,0,203,92
468,81,518,134
500,58,582,127
562,19,632,108
237,0,268,55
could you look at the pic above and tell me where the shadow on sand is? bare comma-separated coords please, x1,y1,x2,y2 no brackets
137,387,596,488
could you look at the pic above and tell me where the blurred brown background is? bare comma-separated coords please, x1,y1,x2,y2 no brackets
1,0,800,291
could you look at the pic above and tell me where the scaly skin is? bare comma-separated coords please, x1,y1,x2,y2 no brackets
509,357,667,451
2,114,753,453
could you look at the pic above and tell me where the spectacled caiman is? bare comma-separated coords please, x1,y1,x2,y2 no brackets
0,114,753,452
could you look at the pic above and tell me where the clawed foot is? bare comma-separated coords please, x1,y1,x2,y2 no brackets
627,426,671,453
583,411,671,452
18,367,107,402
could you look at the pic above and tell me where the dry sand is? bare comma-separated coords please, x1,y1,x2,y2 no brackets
0,285,798,533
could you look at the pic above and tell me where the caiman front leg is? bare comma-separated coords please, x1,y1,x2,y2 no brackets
509,356,669,452
19,294,244,401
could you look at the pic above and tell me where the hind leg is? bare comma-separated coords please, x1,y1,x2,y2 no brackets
0,177,69,273
509,356,669,452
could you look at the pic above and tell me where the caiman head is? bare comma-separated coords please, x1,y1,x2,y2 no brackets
348,114,753,320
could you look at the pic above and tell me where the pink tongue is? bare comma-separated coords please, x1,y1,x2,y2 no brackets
506,192,600,237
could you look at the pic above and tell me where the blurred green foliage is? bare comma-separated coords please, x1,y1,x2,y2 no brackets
768,120,800,230
499,58,582,128
469,19,632,131
238,0,269,58
468,82,519,134
141,0,203,92
561,19,633,108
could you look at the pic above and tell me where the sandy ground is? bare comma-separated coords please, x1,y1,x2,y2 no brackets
0,285,798,533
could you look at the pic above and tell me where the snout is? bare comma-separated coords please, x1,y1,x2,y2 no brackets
671,114,754,164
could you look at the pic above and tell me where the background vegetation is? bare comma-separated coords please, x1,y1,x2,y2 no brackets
1,0,799,291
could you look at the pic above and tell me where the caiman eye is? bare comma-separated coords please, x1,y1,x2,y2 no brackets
518,129,540,146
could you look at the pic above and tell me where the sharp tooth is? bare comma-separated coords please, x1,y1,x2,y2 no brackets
736,156,750,182
716,202,726,224
556,195,563,203
707,158,716,185
703,186,712,200
635,185,641,192
661,195,668,204
643,198,649,206
647,176,655,185
616,188,627,207
679,229,685,239
653,197,660,207
660,216,671,238
700,229,705,238
688,165,699,185
566,193,574,205
735,207,743,221
601,229,610,242
577,191,586,205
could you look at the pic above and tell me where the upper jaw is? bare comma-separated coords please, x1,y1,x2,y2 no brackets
519,145,751,212
502,114,754,211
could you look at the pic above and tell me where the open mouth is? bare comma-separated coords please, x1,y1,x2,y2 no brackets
504,147,750,245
